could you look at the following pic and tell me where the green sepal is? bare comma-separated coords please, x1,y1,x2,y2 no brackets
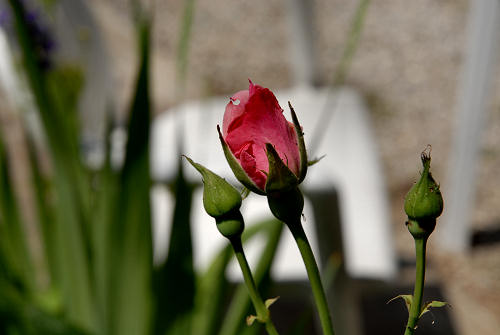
246,314,258,326
217,125,266,195
404,148,443,222
245,297,279,327
308,155,326,166
387,294,413,313
264,143,299,193
288,102,308,183
265,296,279,309
184,156,242,217
419,300,449,319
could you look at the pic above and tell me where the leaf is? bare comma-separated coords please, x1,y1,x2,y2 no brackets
264,297,279,309
308,155,326,166
175,0,196,95
0,137,34,293
0,276,88,335
419,300,449,318
332,0,371,86
7,0,94,329
387,294,413,313
191,245,232,335
106,19,154,335
152,162,195,335
88,115,120,332
24,134,63,291
246,315,257,326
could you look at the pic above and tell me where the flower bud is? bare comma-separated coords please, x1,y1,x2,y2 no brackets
404,148,443,238
218,81,307,195
184,156,244,239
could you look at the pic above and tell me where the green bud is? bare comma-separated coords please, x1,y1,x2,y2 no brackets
184,156,244,238
404,148,443,238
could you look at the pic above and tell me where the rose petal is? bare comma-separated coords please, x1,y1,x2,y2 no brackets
222,81,301,190
239,142,267,190
223,90,250,136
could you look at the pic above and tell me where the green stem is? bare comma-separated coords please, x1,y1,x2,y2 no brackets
287,219,335,335
404,237,427,335
230,237,279,335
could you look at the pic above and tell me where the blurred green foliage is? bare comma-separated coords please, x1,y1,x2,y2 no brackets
0,1,284,334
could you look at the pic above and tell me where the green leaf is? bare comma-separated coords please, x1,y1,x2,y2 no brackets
0,277,88,335
191,245,232,335
419,300,449,318
25,135,60,289
45,65,85,154
246,315,257,326
0,136,34,293
175,0,196,96
332,0,371,87
264,297,279,309
7,1,94,329
387,294,413,313
152,162,195,335
308,155,326,167
89,141,119,332
107,19,153,335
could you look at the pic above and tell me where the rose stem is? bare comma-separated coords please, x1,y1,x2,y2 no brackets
286,219,335,335
404,236,427,335
230,237,279,335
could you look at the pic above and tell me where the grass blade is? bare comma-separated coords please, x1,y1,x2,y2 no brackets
106,18,153,335
0,136,34,293
191,245,232,335
153,162,195,335
6,0,94,329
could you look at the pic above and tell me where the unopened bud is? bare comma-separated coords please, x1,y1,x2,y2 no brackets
184,156,244,239
404,148,443,238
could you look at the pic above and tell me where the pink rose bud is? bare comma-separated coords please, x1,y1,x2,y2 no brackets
218,80,307,194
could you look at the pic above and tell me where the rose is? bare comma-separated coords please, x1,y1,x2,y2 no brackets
218,80,307,194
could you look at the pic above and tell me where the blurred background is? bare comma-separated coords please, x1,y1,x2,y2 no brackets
0,0,499,334
96,1,500,332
